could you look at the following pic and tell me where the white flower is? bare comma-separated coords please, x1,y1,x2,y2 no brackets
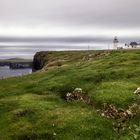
66,93,72,97
74,88,82,93
126,110,133,116
101,113,105,117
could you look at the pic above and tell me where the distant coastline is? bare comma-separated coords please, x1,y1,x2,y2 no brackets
0,58,32,69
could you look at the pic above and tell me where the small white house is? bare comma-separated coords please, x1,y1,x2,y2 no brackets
125,42,140,49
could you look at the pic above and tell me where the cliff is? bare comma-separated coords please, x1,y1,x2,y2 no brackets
32,51,83,71
32,50,112,72
32,51,49,71
32,51,67,71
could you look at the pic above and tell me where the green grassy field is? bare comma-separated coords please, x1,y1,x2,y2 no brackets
0,50,140,140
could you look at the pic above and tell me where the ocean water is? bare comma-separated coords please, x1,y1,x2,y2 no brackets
0,66,32,79
0,42,113,59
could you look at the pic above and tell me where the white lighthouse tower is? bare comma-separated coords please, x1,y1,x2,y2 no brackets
113,36,119,49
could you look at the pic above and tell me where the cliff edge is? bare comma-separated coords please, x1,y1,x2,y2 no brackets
32,51,49,72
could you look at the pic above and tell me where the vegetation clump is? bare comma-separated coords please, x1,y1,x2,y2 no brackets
100,87,140,134
100,103,139,133
66,88,92,105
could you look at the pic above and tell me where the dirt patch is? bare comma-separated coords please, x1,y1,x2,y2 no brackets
82,51,111,61
44,60,66,70
13,108,36,117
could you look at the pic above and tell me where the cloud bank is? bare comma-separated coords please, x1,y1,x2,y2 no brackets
0,0,140,58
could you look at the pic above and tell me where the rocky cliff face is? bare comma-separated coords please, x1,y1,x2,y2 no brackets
32,51,49,72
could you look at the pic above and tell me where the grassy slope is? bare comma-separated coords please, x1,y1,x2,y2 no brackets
0,50,140,140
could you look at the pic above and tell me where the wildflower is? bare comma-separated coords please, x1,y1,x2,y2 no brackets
101,113,105,117
66,92,72,97
74,88,83,94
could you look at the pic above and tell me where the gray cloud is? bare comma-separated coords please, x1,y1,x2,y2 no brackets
0,36,139,45
0,36,111,43
0,0,140,28
0,0,140,58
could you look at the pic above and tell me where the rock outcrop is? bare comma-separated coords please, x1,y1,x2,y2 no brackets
32,51,49,72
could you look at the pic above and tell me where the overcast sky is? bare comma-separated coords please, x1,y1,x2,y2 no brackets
0,0,140,58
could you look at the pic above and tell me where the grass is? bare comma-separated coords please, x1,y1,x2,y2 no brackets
0,50,140,139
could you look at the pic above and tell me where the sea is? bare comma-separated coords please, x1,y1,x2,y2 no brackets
0,66,32,79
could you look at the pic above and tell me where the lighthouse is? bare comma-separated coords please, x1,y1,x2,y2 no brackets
113,36,119,49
